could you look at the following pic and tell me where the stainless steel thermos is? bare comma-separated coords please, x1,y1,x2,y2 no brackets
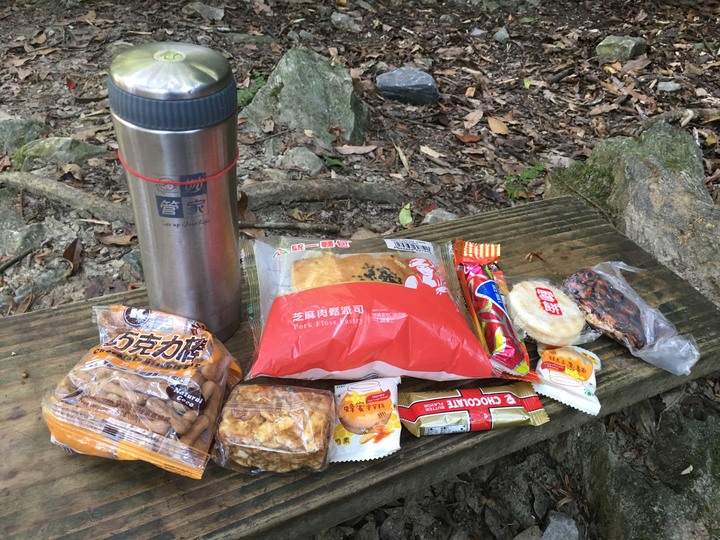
108,42,241,340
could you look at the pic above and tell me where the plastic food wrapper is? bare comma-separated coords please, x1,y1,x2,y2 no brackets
212,384,335,473
533,345,602,416
506,278,591,347
453,240,537,382
241,236,493,381
398,382,548,437
563,262,700,376
329,377,402,462
41,305,241,479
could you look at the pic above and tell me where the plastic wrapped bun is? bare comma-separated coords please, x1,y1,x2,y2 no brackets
213,385,336,473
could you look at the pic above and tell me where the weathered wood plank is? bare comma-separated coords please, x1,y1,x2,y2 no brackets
1,196,718,539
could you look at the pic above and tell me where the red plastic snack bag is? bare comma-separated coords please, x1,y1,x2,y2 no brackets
454,240,537,382
241,236,493,381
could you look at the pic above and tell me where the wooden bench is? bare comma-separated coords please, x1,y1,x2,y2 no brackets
2,196,719,539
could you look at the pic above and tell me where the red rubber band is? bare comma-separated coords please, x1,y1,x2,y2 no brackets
117,147,239,186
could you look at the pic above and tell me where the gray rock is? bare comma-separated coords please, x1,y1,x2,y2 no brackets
657,81,682,92
276,147,325,176
595,35,647,63
470,27,488,38
494,26,510,44
331,12,363,33
376,67,441,105
514,526,543,540
545,120,720,307
541,511,579,540
14,262,68,304
122,249,143,279
0,188,45,256
0,118,47,154
182,1,224,21
421,208,458,225
240,47,369,145
12,137,107,172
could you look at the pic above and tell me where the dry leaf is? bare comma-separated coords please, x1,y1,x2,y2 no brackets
61,163,83,181
420,145,445,159
395,145,410,173
589,103,619,116
463,109,484,129
97,232,137,246
62,238,83,276
487,116,509,135
681,465,693,475
454,132,482,143
15,292,34,314
334,144,377,155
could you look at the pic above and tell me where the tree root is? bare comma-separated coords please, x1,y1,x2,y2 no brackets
0,171,135,224
242,177,403,209
644,108,720,129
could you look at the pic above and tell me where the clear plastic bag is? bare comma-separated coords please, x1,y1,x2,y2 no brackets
563,262,700,376
212,384,336,473
42,305,241,479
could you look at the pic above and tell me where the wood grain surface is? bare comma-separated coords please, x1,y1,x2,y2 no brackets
1,196,718,539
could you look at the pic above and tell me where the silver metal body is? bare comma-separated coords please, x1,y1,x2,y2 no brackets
109,43,240,340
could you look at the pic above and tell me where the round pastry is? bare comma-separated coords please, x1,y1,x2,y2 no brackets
507,280,585,346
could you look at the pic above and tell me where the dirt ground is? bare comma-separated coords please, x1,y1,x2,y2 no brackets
1,0,719,538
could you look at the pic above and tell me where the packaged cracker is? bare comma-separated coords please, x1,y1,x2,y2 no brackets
242,236,493,381
398,382,548,437
213,384,335,473
329,378,402,463
533,345,602,416
563,262,700,376
506,279,587,347
42,305,241,479
453,240,537,382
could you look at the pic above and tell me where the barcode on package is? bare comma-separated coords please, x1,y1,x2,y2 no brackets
384,239,434,254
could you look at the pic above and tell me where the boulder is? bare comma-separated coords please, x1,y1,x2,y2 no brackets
240,47,369,145
595,35,647,63
376,66,441,105
545,120,720,306
0,117,47,154
12,137,107,172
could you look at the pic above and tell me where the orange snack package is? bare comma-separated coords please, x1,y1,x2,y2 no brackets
242,237,493,381
42,305,241,479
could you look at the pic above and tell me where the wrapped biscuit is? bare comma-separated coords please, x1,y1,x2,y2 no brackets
213,384,336,473
42,305,241,479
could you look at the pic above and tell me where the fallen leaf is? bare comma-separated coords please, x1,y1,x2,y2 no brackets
681,465,693,475
454,132,482,143
398,203,413,228
395,144,410,173
97,232,137,246
463,109,484,129
334,144,377,155
465,86,476,98
61,163,83,182
62,238,83,276
488,116,509,135
705,132,718,146
589,103,619,115
16,292,34,314
420,145,445,159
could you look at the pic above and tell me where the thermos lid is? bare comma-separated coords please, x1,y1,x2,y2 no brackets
108,42,237,131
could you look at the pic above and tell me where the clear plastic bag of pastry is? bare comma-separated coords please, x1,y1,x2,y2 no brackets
505,277,599,347
563,262,700,376
240,236,493,381
41,305,242,479
212,384,336,473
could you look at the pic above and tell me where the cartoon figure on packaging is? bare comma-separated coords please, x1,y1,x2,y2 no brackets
404,258,449,295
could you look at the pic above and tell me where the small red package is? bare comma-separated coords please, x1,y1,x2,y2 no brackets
241,237,493,381
454,240,538,382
